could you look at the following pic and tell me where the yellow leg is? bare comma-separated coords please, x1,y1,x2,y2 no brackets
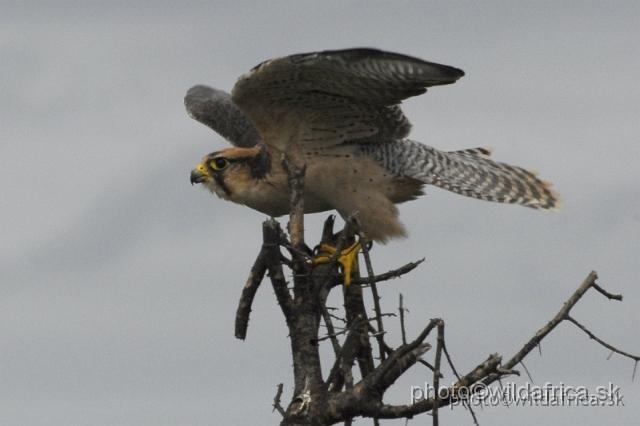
313,240,361,286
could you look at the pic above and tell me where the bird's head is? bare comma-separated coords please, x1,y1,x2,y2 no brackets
190,145,270,201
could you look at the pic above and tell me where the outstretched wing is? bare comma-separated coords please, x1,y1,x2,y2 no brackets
184,85,260,147
230,48,464,151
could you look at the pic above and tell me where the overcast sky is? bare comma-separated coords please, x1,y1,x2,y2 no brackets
1,1,639,425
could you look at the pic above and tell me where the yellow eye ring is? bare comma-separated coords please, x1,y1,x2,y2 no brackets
210,157,229,170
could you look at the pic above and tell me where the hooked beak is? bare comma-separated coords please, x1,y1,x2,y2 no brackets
190,163,209,185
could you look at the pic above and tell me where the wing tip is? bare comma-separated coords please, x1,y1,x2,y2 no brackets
291,47,465,83
185,84,225,105
527,179,562,211
543,181,562,211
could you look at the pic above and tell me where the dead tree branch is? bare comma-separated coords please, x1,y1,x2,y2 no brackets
399,294,407,345
349,259,424,286
231,164,638,426
566,315,640,366
281,156,306,251
235,249,268,339
498,271,631,373
360,239,387,362
273,383,286,417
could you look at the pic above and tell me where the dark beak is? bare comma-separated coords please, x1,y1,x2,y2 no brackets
190,168,207,185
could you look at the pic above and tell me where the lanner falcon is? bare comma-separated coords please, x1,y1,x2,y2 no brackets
188,48,559,245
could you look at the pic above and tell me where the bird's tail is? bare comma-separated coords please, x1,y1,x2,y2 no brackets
364,140,560,210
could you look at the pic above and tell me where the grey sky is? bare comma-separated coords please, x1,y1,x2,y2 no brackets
1,1,639,425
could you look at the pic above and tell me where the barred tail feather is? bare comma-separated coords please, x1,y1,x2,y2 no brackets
363,140,560,210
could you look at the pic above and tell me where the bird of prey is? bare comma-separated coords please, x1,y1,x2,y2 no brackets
187,48,558,247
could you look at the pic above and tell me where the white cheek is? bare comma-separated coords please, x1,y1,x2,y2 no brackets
204,181,229,200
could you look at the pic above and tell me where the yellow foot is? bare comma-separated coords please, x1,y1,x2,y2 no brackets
313,240,361,286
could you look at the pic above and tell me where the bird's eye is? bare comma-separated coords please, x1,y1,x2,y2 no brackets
209,157,229,171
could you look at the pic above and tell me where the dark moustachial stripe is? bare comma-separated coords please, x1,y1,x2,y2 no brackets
213,173,232,197
246,145,271,179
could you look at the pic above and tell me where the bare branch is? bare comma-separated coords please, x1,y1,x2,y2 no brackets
317,280,342,358
359,239,387,362
442,342,461,381
343,277,376,382
316,327,350,343
272,383,286,417
592,283,623,301
363,342,432,396
325,317,366,393
411,318,440,349
417,360,443,378
432,321,445,426
442,341,479,425
501,271,600,371
374,354,503,419
399,293,407,345
566,315,640,363
281,156,306,251
321,304,342,357
235,249,267,340
360,319,440,395
262,220,294,323
347,258,425,286
519,361,534,383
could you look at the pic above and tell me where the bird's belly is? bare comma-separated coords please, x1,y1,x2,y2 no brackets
301,196,333,214
239,180,333,217
242,192,333,217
